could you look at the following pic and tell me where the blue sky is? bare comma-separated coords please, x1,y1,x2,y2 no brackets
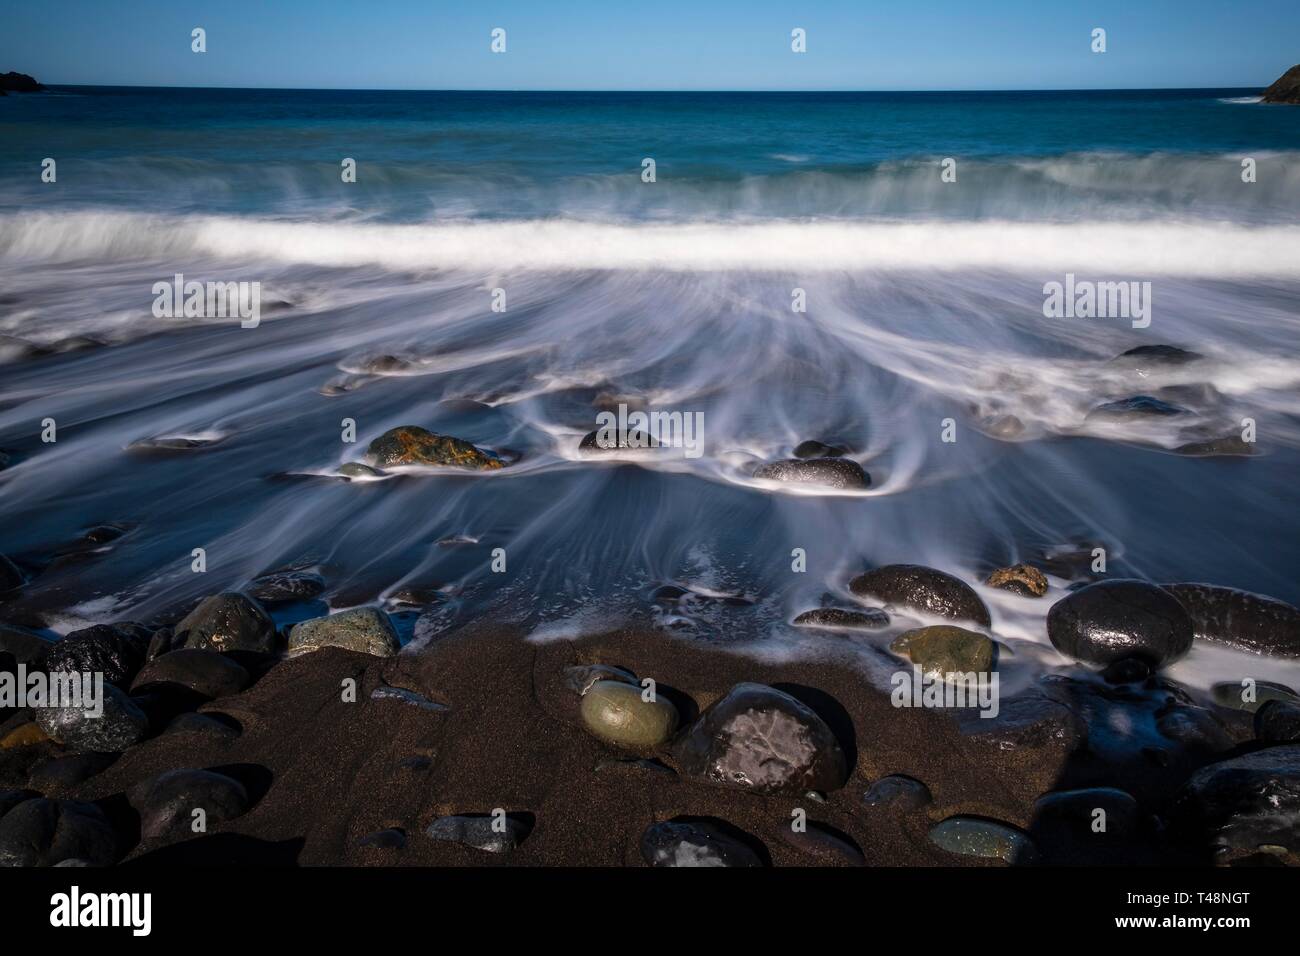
2,0,1297,90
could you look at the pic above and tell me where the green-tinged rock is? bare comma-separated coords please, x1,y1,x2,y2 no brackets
579,680,678,749
929,816,1038,864
366,425,504,470
175,592,277,654
287,607,399,658
890,625,996,679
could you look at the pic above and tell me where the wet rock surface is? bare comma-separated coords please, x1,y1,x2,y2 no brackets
1163,583,1300,658
425,814,529,854
1169,745,1300,860
247,569,326,605
863,775,932,811
672,683,847,795
288,607,399,658
45,623,150,689
929,816,1038,864
753,457,870,490
130,649,251,699
130,768,251,841
367,425,504,469
640,819,763,867
1047,579,1193,666
849,564,991,626
34,683,150,753
792,606,889,630
579,679,678,750
986,563,1048,597
175,592,277,654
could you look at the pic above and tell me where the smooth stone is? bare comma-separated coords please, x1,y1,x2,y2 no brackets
929,816,1038,864
370,685,448,711
27,753,116,793
44,623,150,688
0,623,55,666
426,814,527,853
130,768,250,841
640,820,763,867
175,592,277,654
1170,745,1300,857
337,462,385,478
34,684,149,753
849,564,991,626
366,425,504,469
1046,579,1193,666
1100,656,1152,684
0,798,118,867
1086,395,1189,421
1164,583,1300,658
980,414,1026,439
778,823,864,865
890,625,996,679
247,569,325,605
579,680,678,750
793,439,847,459
0,789,38,820
1255,701,1300,743
145,627,178,661
1031,787,1140,858
792,607,890,631
863,775,932,810
288,607,399,658
753,457,870,490
0,555,25,591
672,683,847,795
1211,680,1298,713
1112,344,1204,368
130,649,250,699
985,563,1049,597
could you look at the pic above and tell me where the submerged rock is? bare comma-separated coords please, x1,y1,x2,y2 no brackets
1086,395,1189,422
367,425,504,469
1174,434,1256,457
578,428,659,454
849,564,991,627
1163,583,1300,658
0,623,54,666
247,569,325,605
129,649,250,700
792,606,890,631
131,768,250,841
640,819,763,867
337,462,385,479
175,592,277,654
929,816,1038,864
1046,579,1193,666
34,683,149,753
753,457,870,490
44,623,150,688
0,798,118,867
985,563,1048,597
287,607,399,658
1112,344,1204,368
672,683,847,795
426,814,528,854
890,625,996,679
793,439,847,459
579,680,678,750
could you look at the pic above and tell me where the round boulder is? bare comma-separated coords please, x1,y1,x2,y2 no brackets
287,606,399,658
671,683,847,795
130,649,250,699
1163,583,1300,658
580,680,679,750
366,425,504,470
130,768,250,841
640,819,763,867
889,625,996,679
849,564,991,626
34,683,149,753
44,623,150,688
0,798,118,867
175,592,277,654
1047,579,1193,667
753,457,870,490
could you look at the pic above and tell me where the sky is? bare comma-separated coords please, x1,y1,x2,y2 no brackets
1,0,1297,91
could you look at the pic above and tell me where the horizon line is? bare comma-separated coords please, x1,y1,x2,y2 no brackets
35,82,1268,94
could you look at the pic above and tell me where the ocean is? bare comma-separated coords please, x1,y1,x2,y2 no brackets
1,86,1298,693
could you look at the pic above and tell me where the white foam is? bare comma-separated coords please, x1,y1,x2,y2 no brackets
4,210,1300,276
